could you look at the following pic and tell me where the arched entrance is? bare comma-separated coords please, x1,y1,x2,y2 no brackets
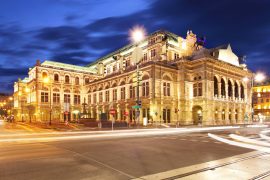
192,106,202,125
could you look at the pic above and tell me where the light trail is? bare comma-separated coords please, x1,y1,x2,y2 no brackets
229,134,270,147
0,126,241,143
208,133,270,153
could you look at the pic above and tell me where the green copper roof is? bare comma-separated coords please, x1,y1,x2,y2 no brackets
86,29,180,67
42,60,96,74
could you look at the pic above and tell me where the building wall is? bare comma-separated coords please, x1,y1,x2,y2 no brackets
253,85,270,121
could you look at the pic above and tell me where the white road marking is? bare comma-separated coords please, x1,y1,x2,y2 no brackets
208,133,270,153
229,134,270,147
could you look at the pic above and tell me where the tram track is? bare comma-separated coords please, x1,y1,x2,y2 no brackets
161,152,269,180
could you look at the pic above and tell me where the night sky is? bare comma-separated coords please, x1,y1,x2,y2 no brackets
0,0,270,93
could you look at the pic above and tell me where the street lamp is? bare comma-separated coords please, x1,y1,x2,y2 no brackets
43,77,52,125
130,26,146,126
243,72,266,123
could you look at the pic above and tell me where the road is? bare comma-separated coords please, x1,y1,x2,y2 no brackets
0,125,270,180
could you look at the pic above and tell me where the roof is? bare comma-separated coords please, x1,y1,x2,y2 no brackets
41,60,96,74
85,29,180,67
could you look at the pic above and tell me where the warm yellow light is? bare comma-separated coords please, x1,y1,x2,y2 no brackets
255,73,266,82
243,77,249,82
9,97,13,101
182,41,187,50
25,87,30,93
129,25,146,43
43,77,50,84
18,92,22,96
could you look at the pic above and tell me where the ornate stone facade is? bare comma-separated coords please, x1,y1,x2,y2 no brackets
13,30,252,125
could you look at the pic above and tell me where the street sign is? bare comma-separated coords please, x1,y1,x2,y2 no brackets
132,105,141,109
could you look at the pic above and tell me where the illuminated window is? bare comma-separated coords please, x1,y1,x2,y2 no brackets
64,94,70,103
150,49,156,58
75,77,79,85
113,89,117,101
41,92,48,103
105,90,109,102
121,87,125,100
65,75,70,84
54,74,59,82
142,82,149,97
98,92,103,103
53,93,60,103
163,82,170,96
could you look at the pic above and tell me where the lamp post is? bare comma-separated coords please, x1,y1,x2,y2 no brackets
43,77,52,125
243,72,266,123
130,26,146,126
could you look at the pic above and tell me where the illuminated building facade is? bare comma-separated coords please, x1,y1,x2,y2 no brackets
14,30,253,125
253,84,270,122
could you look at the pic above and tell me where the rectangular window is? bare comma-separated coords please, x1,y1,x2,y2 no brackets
142,82,150,97
163,82,166,96
74,95,80,105
99,92,103,103
167,83,170,96
130,86,133,99
105,90,109,102
53,93,60,103
121,87,125,100
163,82,170,96
41,92,49,103
193,83,198,97
143,53,147,62
174,53,179,59
198,83,202,96
93,93,96,104
64,94,70,103
151,49,156,58
113,89,117,101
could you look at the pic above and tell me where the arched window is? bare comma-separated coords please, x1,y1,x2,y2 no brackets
240,84,245,99
65,75,70,84
228,80,232,97
75,77,79,85
85,77,89,84
235,82,239,98
221,79,225,96
214,76,218,96
54,74,59,82
42,72,48,79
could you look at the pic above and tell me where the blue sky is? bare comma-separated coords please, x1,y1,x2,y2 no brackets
0,0,270,93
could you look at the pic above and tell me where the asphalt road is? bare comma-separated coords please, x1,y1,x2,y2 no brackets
0,127,265,180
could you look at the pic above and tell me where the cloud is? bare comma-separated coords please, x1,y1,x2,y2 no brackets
1,0,270,93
